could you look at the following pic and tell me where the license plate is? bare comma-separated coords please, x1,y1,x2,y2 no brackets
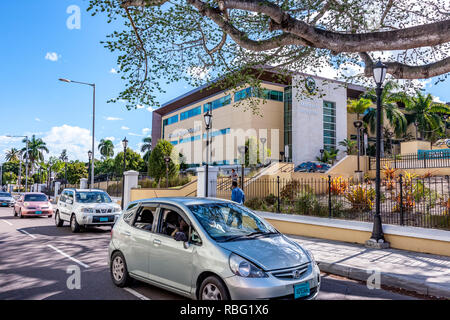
100,217,109,222
2,203,6,206
36,211,42,214
294,282,310,299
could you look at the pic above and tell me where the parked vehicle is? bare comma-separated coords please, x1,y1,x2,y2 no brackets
55,189,121,233
13,192,53,218
109,197,320,300
0,192,15,207
294,161,330,173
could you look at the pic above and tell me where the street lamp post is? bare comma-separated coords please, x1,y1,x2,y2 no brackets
204,110,212,197
354,120,363,172
88,151,92,189
59,78,96,188
368,59,388,247
164,156,171,189
63,155,68,189
121,137,128,210
280,151,285,163
260,137,267,166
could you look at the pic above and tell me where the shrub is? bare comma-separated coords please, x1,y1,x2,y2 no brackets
245,198,264,210
328,176,349,195
264,194,277,206
344,185,375,212
294,192,317,215
280,180,301,200
441,198,450,215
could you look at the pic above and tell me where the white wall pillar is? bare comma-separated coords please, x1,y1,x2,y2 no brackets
123,170,139,209
196,166,219,198
80,178,88,189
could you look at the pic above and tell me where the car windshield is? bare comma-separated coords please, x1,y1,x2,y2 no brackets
0,193,11,197
76,192,112,203
188,202,278,242
24,194,48,202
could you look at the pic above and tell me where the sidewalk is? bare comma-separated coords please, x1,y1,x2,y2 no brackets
289,235,450,299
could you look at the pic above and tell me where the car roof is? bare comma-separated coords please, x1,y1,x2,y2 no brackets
129,197,235,207
63,188,105,192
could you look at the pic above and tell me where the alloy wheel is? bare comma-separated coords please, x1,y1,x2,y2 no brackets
201,283,222,300
112,256,124,282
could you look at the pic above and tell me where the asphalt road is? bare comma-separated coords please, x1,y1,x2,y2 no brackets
0,207,417,301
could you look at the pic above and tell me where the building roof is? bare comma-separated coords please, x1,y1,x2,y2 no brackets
153,67,366,117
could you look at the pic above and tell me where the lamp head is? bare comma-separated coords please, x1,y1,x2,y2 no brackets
88,150,92,159
59,78,71,83
373,58,387,86
122,137,128,149
260,137,267,144
164,156,171,163
204,110,212,128
353,120,363,129
238,146,246,154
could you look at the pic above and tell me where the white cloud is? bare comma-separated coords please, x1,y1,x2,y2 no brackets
128,132,143,137
105,117,123,121
146,106,156,112
110,68,118,74
43,125,97,161
142,128,151,135
433,95,447,104
45,52,60,62
104,136,116,142
186,66,210,81
121,126,130,130
35,118,41,122
136,105,145,109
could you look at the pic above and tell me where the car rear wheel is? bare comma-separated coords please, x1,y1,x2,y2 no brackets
70,214,80,233
13,207,17,217
55,211,64,227
199,276,229,300
19,209,24,219
110,251,132,287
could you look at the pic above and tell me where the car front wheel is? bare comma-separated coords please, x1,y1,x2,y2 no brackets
199,276,230,300
70,214,81,233
110,251,132,287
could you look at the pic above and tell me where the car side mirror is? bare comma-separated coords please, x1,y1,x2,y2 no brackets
67,199,73,204
183,241,190,249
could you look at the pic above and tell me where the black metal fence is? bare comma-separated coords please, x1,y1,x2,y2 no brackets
91,174,122,198
369,152,450,170
215,175,450,230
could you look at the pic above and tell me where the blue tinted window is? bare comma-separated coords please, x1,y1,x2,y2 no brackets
234,87,252,102
163,114,179,126
204,95,231,112
180,106,201,121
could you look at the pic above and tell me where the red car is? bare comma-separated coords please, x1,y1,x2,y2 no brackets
13,192,53,218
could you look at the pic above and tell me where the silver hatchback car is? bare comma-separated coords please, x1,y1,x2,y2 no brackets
109,197,320,300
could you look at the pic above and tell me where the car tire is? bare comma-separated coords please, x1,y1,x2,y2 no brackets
70,214,81,233
55,211,64,227
13,207,17,217
199,276,230,300
110,251,132,287
19,209,24,219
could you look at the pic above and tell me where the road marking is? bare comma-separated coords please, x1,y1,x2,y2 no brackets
18,229,37,239
47,244,90,269
123,287,151,300
1,219,13,226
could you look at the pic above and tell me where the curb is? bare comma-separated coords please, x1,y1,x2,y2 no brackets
317,261,450,299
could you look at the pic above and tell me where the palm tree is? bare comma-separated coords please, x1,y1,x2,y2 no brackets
5,148,21,162
362,81,409,138
338,139,357,155
316,148,339,165
141,136,152,162
404,90,450,141
98,139,115,159
347,98,372,120
21,135,49,171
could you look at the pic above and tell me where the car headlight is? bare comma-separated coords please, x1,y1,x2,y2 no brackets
80,207,95,213
24,202,30,207
113,207,121,213
229,253,268,278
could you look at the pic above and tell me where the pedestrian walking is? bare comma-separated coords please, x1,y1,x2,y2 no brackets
231,181,245,205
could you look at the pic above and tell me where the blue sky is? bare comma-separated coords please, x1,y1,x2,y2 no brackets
0,0,449,162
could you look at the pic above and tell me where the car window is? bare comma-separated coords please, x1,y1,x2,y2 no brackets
0,192,11,197
24,194,48,202
59,191,67,203
67,192,74,202
156,207,190,242
75,191,111,203
133,206,157,232
123,204,139,225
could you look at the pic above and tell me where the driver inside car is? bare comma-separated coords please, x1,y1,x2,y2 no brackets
171,216,189,242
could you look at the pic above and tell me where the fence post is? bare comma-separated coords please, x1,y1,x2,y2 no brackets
399,174,404,226
328,175,332,218
423,153,427,168
277,176,280,213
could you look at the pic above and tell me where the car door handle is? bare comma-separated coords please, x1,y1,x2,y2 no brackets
122,231,131,237
153,239,162,246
